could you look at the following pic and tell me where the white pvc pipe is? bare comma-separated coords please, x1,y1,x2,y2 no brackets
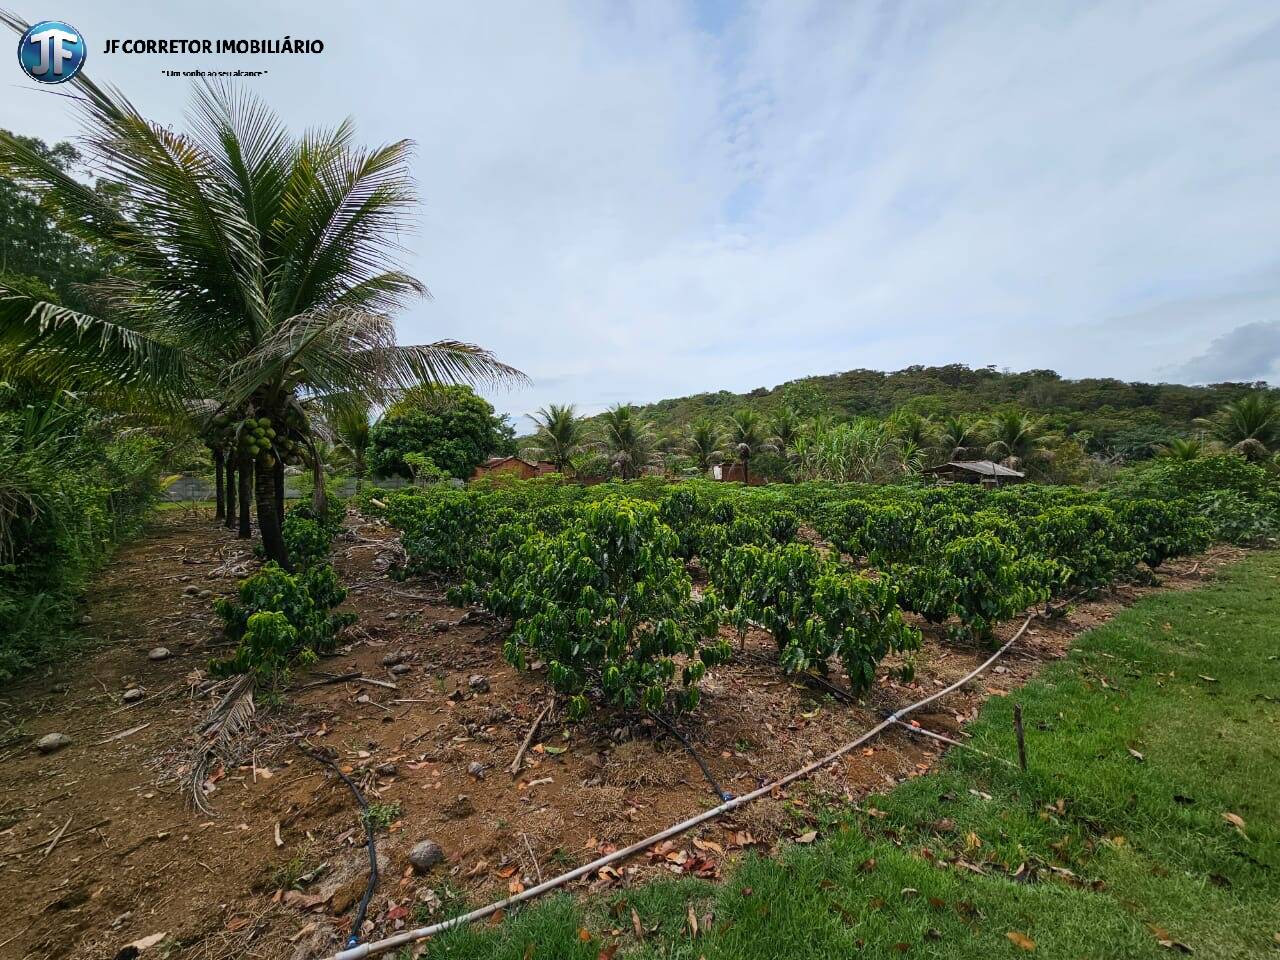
325,615,1035,960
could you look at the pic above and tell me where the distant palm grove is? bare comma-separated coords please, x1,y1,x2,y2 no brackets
518,369,1280,486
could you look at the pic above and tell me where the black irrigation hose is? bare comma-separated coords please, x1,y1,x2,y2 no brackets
300,744,379,949
741,650,857,704
799,670,857,704
647,710,733,801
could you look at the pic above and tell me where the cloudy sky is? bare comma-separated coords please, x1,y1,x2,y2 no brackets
4,1,1279,422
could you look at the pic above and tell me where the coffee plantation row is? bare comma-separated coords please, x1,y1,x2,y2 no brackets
357,456,1277,722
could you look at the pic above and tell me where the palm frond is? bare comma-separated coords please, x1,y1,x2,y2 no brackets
0,290,191,395
189,673,256,815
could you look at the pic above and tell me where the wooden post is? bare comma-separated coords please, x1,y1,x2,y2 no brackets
1013,703,1027,771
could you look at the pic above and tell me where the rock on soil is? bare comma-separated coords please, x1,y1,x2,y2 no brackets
467,674,490,693
122,688,144,703
380,650,407,666
408,840,445,873
389,663,412,676
36,732,72,753
147,647,171,661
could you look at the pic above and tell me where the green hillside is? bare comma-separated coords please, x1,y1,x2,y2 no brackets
576,364,1269,460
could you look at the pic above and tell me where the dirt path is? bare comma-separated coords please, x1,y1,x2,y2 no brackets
0,512,1243,960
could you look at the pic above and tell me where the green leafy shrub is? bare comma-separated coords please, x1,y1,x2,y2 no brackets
1025,505,1130,594
212,562,356,686
488,498,728,719
281,497,345,568
1113,455,1279,544
715,543,918,692
1197,490,1279,545
900,532,1052,640
1110,498,1211,567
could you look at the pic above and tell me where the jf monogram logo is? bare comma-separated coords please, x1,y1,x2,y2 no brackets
17,20,87,83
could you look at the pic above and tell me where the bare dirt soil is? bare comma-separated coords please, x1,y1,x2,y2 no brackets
0,511,1243,960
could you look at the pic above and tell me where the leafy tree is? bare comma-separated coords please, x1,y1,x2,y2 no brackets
0,130,118,308
597,404,655,479
367,385,507,480
0,58,522,565
523,403,583,473
684,418,723,474
724,408,772,484
1193,391,1279,462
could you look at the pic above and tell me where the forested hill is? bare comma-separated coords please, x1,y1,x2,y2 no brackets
590,365,1272,458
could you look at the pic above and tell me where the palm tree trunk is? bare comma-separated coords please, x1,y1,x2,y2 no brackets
274,458,286,525
255,460,288,566
742,456,750,486
224,456,237,530
213,449,225,520
308,442,328,516
237,453,253,540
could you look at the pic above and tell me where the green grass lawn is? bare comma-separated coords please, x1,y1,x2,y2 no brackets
408,551,1280,960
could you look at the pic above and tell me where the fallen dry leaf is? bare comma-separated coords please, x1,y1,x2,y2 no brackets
795,830,818,844
578,928,592,943
1006,930,1036,951
1222,812,1248,837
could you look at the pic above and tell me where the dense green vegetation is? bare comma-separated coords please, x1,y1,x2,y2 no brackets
522,386,1280,488
0,385,165,678
0,75,521,570
365,455,1273,720
367,384,514,480
0,66,519,682
574,365,1275,463
409,549,1280,959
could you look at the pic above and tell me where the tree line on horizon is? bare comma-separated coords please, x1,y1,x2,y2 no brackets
518,388,1280,486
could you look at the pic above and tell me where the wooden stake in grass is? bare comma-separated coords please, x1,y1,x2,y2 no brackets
1013,703,1027,771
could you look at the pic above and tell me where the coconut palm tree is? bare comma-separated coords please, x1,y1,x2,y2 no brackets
523,403,583,474
768,406,803,460
684,418,723,474
325,397,374,490
886,410,937,450
597,404,654,480
1193,392,1280,462
724,409,772,485
985,411,1041,469
1155,437,1206,461
0,57,522,564
938,414,983,461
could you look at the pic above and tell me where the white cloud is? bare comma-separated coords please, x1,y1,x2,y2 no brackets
3,0,1279,420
